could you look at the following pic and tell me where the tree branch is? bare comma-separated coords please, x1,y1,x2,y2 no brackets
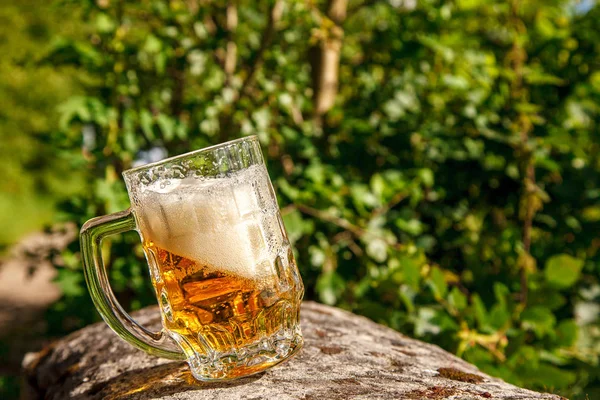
295,204,404,251
311,0,348,121
169,58,186,117
332,231,364,256
508,0,535,307
224,1,238,88
371,191,408,220
296,204,364,237
218,1,239,143
346,0,379,18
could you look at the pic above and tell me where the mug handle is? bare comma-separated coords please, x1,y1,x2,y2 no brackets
80,208,185,360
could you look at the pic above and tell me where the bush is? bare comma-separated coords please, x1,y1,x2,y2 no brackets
45,0,599,398
0,0,84,247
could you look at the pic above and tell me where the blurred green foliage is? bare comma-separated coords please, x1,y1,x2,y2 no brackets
5,0,600,398
0,0,85,247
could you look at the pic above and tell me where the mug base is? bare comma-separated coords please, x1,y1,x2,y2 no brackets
185,327,303,381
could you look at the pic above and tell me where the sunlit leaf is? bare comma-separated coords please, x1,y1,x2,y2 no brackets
545,254,584,289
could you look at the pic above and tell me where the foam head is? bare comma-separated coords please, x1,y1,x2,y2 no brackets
136,164,284,281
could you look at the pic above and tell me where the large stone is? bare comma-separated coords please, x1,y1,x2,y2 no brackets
23,302,564,400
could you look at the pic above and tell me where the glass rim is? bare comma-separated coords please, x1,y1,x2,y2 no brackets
122,135,259,177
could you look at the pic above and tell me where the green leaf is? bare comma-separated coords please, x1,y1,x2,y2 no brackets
401,256,421,290
350,184,378,210
95,13,115,33
471,294,488,330
157,114,175,141
58,96,93,129
175,121,188,140
582,206,600,222
399,285,416,314
555,320,578,347
277,179,300,201
353,276,371,298
370,173,385,199
415,235,436,252
55,270,85,297
521,306,556,338
315,271,345,306
395,218,424,236
42,39,103,68
155,52,167,74
418,168,434,188
414,307,442,336
143,35,162,53
456,0,480,10
489,303,510,330
123,129,138,152
139,109,154,140
448,287,467,311
282,209,304,243
428,267,448,300
442,74,469,90
524,67,565,86
305,163,326,184
366,238,388,263
529,289,566,311
417,34,454,62
516,362,577,389
544,254,584,289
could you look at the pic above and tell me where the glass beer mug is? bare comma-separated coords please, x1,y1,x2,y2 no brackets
80,136,304,381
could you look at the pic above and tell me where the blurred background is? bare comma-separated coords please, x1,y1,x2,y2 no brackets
1,0,599,398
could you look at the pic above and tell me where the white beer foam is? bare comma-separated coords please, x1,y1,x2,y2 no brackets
137,164,281,281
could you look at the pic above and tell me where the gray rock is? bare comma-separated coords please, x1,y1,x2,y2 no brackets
23,302,565,400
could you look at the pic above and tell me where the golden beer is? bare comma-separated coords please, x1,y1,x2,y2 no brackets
144,245,302,378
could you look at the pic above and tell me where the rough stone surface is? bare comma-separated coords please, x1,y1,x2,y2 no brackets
23,302,564,400
0,224,75,375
